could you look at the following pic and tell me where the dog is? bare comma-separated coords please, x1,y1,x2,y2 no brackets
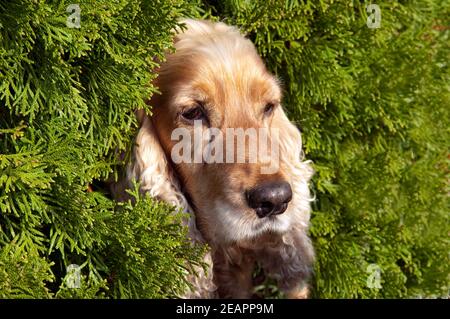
115,19,315,298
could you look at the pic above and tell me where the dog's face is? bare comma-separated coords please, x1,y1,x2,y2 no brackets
147,20,311,245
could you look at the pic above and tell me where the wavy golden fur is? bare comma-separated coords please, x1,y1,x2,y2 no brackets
115,19,315,298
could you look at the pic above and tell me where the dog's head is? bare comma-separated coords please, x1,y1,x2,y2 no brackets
130,19,313,246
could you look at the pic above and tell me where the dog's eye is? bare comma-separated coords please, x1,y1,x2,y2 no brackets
263,103,276,116
181,106,205,122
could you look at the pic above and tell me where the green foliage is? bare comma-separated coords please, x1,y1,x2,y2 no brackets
0,0,204,298
1,0,448,298
0,244,53,298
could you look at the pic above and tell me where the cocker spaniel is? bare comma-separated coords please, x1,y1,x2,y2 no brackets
115,19,315,299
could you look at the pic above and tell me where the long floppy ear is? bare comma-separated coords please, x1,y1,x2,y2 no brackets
124,113,189,209
272,108,314,229
120,113,208,242
110,109,186,207
114,112,214,297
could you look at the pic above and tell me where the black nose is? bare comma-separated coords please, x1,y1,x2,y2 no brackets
246,181,292,218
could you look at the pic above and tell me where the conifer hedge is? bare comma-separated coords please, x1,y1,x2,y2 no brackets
1,0,448,298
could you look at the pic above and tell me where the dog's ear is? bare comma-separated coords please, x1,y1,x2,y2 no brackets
273,109,313,176
122,113,188,209
272,108,314,225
